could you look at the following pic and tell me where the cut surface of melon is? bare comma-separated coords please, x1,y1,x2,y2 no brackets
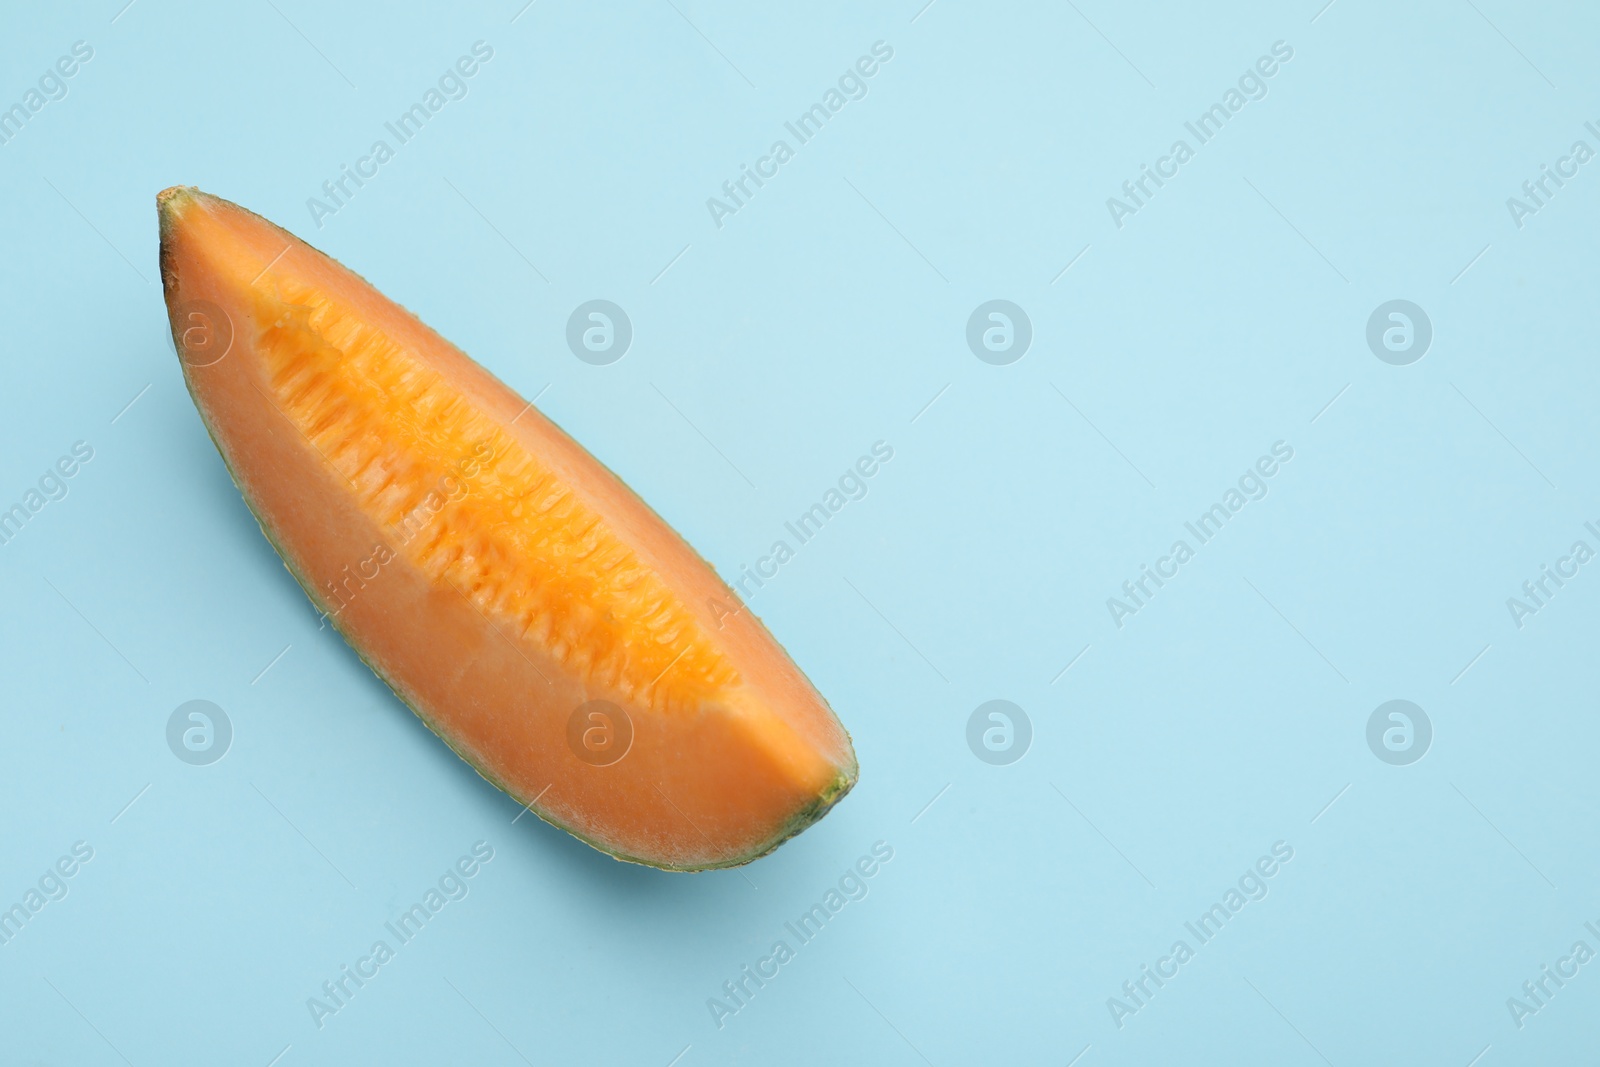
158,186,856,870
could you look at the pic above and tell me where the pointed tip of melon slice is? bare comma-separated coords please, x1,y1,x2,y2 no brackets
156,187,207,274
157,187,237,246
156,184,200,218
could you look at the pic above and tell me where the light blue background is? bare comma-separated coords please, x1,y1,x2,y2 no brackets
2,1,1597,1063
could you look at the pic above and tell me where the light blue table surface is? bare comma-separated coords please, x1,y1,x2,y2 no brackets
2,1,1597,1063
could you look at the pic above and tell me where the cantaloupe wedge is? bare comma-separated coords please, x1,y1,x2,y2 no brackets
157,187,856,870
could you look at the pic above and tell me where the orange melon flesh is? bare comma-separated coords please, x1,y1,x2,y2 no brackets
157,187,856,870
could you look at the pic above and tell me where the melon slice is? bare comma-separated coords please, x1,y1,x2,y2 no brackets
157,187,856,870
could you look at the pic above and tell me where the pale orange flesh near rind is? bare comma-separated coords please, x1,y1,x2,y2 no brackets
157,187,857,870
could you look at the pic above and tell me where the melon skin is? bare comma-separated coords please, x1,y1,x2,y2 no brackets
157,187,856,871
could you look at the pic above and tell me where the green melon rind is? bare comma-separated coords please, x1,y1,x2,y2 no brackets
158,197,859,872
